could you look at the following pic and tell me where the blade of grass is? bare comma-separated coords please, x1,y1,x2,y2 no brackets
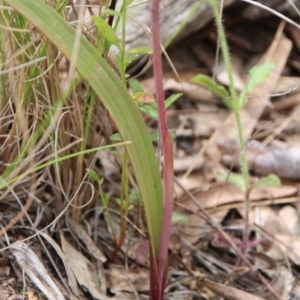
5,0,163,273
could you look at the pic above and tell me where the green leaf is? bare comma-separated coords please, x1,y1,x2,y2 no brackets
219,171,246,192
125,53,139,68
115,52,139,72
191,74,232,108
8,0,163,266
129,189,141,204
102,9,122,17
87,169,99,182
172,212,189,224
92,16,121,50
138,103,158,120
115,197,121,206
255,174,281,188
102,192,111,208
165,93,182,109
129,79,144,93
127,46,153,55
110,133,122,141
238,63,274,108
127,204,134,210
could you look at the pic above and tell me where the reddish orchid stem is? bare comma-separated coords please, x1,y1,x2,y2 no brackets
151,0,174,299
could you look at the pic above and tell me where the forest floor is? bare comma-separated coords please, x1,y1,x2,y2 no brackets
2,2,300,300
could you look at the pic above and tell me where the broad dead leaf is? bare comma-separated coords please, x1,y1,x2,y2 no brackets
60,234,106,300
108,264,149,294
181,183,297,212
275,234,300,265
218,139,300,179
40,232,79,296
11,242,65,300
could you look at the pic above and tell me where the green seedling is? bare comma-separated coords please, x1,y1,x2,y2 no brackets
191,62,275,113
191,0,277,256
87,169,111,209
88,169,116,242
129,78,182,121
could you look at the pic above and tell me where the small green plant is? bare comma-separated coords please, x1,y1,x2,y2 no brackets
192,0,280,253
88,169,115,238
129,78,182,119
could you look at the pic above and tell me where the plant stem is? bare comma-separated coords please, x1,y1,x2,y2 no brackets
235,111,251,251
111,1,130,262
151,0,174,298
111,151,129,262
211,0,238,103
234,112,250,191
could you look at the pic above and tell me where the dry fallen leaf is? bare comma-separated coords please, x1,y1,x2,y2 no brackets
202,278,266,300
275,234,300,265
39,232,79,296
174,153,204,173
108,264,149,295
278,205,300,235
60,234,106,300
217,139,300,179
181,183,297,212
11,242,65,300
139,76,219,103
176,108,229,138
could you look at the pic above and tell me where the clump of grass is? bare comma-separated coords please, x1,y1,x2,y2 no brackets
0,2,117,229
